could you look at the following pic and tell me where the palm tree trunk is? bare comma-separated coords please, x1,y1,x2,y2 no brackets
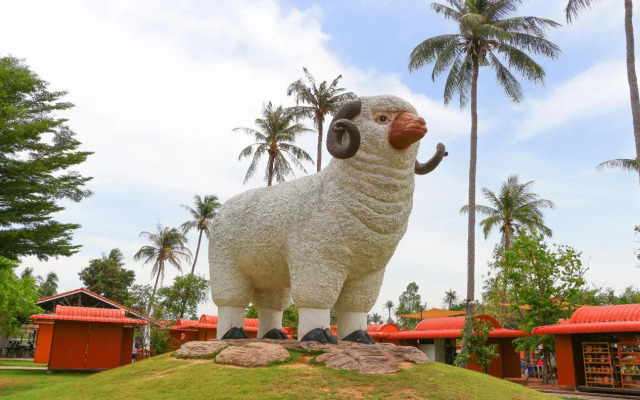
190,229,203,275
317,116,324,172
461,55,480,369
148,266,162,316
624,0,640,199
267,155,275,186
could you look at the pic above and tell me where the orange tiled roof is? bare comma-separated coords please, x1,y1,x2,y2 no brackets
31,305,147,325
37,288,162,326
386,315,528,339
367,323,400,338
194,315,259,331
534,304,640,335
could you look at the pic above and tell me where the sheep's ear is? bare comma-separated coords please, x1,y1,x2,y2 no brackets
327,99,361,159
415,143,447,175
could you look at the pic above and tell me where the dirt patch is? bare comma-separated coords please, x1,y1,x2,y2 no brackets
337,386,368,399
281,363,312,369
0,378,17,386
398,361,415,370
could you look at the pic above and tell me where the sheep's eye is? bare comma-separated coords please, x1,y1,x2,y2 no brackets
376,114,390,124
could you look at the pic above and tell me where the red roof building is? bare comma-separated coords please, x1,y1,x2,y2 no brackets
31,306,147,371
373,315,527,379
533,304,640,392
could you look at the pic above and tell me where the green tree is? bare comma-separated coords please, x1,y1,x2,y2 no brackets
134,224,192,314
443,289,459,310
286,67,357,172
566,0,640,199
453,316,499,373
157,274,209,320
78,248,135,304
245,303,299,332
396,282,423,330
38,272,58,298
235,102,314,186
384,300,395,323
0,257,42,337
180,194,222,275
0,56,93,261
124,284,153,316
369,313,383,324
501,231,586,383
461,174,554,251
408,0,560,363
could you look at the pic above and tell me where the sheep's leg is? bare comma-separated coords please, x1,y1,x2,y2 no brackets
290,261,346,343
253,287,290,339
334,268,385,343
211,265,253,340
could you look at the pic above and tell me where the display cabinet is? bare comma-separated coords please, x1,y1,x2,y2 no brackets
583,342,616,387
618,342,640,389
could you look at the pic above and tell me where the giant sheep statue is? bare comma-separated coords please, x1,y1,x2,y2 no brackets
210,95,447,343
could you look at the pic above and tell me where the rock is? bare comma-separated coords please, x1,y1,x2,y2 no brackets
215,342,290,367
316,345,399,374
175,341,228,358
387,345,431,364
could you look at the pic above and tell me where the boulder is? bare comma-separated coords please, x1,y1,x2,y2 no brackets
215,342,290,367
175,341,228,358
316,346,399,374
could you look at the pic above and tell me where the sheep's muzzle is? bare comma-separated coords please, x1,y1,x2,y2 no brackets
388,112,427,150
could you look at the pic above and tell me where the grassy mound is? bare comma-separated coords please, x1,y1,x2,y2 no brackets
4,352,557,400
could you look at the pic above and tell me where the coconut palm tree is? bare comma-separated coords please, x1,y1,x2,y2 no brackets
596,158,639,172
408,0,560,365
287,67,357,172
180,194,222,275
134,224,192,314
460,174,554,251
371,313,383,324
443,289,459,310
384,300,395,323
236,102,314,186
38,272,58,298
566,0,640,196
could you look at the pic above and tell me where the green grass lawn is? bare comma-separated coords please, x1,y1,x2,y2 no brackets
0,360,47,367
0,369,91,397
1,352,565,400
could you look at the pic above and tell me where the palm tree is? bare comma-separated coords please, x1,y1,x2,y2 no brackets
408,0,560,365
134,224,192,314
235,102,314,186
443,289,459,310
371,313,383,324
566,0,640,197
287,67,357,172
180,194,222,275
384,300,395,323
38,272,58,298
596,158,639,172
461,174,554,251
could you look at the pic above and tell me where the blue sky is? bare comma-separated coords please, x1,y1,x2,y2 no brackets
1,0,638,319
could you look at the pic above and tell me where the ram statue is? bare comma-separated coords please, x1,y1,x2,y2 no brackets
210,95,447,343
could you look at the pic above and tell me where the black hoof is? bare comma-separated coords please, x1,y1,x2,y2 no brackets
221,327,249,339
263,328,288,340
342,329,375,344
301,328,338,344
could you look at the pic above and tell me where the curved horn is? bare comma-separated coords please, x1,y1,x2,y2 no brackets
415,143,448,175
326,99,361,159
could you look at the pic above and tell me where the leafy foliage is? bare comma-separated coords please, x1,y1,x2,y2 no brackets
396,282,423,330
453,317,499,373
157,274,209,320
461,174,554,250
286,67,357,171
180,194,221,275
244,303,299,331
134,224,192,313
499,231,586,383
124,284,154,316
0,56,93,260
150,326,171,355
0,257,42,336
20,267,58,298
78,248,135,304
235,102,313,186
443,289,459,310
384,300,395,324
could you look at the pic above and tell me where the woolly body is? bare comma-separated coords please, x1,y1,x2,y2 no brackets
210,95,426,339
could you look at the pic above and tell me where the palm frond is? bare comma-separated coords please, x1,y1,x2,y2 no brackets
431,2,463,21
565,0,594,24
493,43,545,85
409,34,461,72
487,52,523,103
596,158,639,172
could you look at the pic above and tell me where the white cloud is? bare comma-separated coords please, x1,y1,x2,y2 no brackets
514,60,628,141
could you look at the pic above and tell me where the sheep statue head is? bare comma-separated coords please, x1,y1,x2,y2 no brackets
209,95,447,344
